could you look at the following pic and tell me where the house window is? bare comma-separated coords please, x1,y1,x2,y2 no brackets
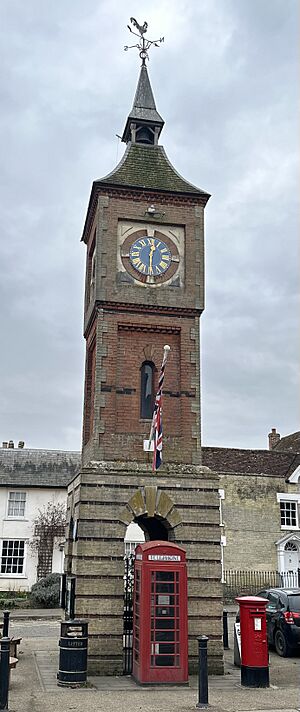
0,540,25,574
8,491,26,517
140,361,155,419
280,501,298,529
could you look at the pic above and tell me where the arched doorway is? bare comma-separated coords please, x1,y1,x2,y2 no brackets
276,534,300,587
123,513,173,673
284,541,298,568
282,541,299,586
136,515,169,541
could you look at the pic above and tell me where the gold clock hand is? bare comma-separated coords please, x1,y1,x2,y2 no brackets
149,244,155,275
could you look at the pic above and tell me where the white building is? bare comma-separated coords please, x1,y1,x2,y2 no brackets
0,442,80,591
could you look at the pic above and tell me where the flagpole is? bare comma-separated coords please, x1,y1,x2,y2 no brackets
148,345,170,471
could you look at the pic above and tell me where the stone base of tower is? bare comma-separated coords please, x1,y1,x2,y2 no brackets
65,461,224,676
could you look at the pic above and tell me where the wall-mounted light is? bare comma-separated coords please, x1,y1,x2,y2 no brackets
144,204,165,219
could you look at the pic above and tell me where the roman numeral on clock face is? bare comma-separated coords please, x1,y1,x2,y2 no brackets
128,235,173,279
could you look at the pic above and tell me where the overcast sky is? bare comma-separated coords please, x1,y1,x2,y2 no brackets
0,0,299,452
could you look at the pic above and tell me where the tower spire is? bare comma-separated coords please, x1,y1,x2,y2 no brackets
122,19,164,145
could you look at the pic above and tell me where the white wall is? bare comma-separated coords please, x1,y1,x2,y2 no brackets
124,521,144,555
0,487,67,592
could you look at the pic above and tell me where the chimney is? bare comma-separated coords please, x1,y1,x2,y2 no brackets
8,440,14,449
268,428,280,450
2,442,8,449
18,441,25,449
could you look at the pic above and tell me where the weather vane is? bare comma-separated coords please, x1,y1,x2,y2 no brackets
124,18,164,65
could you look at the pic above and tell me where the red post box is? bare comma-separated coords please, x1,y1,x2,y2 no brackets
132,541,188,685
236,596,269,688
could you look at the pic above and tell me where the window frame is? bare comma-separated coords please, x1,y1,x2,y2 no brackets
279,500,298,530
7,491,26,519
0,539,27,577
276,493,300,530
140,361,155,420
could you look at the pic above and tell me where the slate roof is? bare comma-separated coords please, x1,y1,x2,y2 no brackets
1,443,298,488
273,431,300,453
98,143,210,197
202,447,300,479
0,449,81,488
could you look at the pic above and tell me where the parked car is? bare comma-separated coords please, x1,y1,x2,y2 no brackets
256,587,300,657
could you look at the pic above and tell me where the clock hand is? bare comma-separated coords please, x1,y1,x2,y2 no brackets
149,244,156,274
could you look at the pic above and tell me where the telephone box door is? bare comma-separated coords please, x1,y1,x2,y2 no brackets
132,541,188,684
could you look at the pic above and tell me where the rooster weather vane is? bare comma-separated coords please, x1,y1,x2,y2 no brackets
124,18,164,65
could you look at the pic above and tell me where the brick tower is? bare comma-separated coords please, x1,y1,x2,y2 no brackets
66,55,223,675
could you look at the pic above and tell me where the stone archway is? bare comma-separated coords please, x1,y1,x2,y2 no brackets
119,485,182,537
121,485,183,674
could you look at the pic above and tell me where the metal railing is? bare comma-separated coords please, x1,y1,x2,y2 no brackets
223,569,300,601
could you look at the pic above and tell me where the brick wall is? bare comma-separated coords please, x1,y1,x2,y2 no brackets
82,309,201,465
81,185,205,466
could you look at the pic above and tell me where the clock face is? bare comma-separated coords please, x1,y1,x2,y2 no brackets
129,237,172,277
119,226,181,286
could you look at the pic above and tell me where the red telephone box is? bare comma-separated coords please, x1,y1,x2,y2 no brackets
236,596,269,688
132,541,188,685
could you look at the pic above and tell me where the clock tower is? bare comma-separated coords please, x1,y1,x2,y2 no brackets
81,62,209,467
66,32,223,676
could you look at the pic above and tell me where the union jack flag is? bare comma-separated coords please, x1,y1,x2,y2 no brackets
149,345,170,472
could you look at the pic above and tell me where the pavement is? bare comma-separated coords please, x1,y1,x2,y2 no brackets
2,608,300,712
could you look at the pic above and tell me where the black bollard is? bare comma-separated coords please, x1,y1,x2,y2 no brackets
2,612,10,639
223,609,229,650
0,637,10,710
196,635,209,708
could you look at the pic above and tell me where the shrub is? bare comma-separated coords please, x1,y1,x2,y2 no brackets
30,572,61,608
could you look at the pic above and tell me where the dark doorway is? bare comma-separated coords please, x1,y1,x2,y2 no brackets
136,515,169,541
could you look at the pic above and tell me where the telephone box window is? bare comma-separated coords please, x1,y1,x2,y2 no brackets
133,569,140,663
140,362,154,419
150,571,180,667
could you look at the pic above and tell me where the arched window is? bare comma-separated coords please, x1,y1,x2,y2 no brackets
140,361,155,419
